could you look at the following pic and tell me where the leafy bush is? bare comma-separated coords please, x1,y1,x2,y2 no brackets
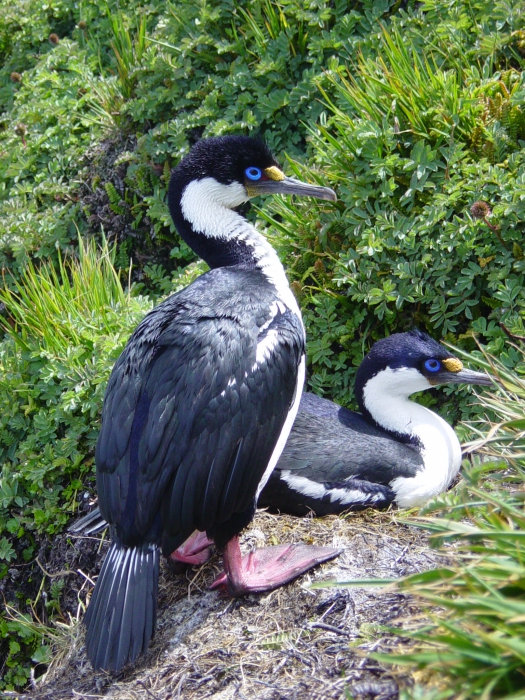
0,1,167,278
1,0,525,689
81,0,415,278
263,16,525,415
0,236,151,538
0,0,413,287
0,36,104,274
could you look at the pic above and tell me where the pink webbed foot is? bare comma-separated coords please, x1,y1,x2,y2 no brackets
210,535,341,596
169,530,213,566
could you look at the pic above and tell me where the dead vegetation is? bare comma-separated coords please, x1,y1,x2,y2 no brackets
27,509,445,700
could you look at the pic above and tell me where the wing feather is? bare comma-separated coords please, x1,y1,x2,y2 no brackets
275,409,423,485
95,268,304,552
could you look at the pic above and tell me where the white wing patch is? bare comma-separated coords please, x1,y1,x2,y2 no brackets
259,301,287,334
254,329,280,367
252,301,292,371
253,300,290,370
280,472,384,505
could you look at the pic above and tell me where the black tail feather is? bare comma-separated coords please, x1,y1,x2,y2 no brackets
84,542,160,671
68,506,107,535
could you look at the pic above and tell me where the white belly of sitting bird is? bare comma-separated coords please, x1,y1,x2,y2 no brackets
362,366,463,508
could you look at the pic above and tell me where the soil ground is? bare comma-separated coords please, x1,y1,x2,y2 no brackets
24,508,445,700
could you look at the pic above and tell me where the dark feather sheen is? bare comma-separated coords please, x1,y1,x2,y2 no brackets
84,134,311,672
259,330,483,516
258,392,421,515
268,392,423,484
87,266,304,670
96,266,304,554
83,542,160,671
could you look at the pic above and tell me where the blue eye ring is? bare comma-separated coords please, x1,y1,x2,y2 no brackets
425,359,441,372
245,167,262,181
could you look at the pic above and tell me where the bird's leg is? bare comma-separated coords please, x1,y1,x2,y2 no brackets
169,530,213,566
210,535,341,596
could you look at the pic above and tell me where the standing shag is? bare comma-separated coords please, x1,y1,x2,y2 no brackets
259,330,493,515
83,135,338,672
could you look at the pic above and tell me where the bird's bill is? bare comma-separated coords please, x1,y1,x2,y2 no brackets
247,175,337,202
438,368,495,386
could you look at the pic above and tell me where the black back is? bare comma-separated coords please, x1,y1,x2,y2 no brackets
96,267,304,554
259,392,423,491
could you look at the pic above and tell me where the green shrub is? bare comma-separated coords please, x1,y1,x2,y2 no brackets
0,0,412,287
1,0,525,689
262,20,525,417
0,38,105,274
0,236,151,538
81,0,412,277
0,237,152,689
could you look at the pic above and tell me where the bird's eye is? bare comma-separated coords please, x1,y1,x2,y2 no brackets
245,167,262,181
424,359,441,372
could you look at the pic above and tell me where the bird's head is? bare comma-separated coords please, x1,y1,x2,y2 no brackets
169,135,336,211
356,329,493,404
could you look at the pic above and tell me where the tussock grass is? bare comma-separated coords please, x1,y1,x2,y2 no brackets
0,236,152,688
0,235,130,359
392,464,525,700
329,345,525,700
462,344,525,464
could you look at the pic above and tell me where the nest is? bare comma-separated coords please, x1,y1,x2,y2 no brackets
31,509,444,700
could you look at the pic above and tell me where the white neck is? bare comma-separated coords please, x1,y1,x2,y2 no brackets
180,178,301,317
362,367,462,507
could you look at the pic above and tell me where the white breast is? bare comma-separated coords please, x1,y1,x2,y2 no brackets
362,367,462,507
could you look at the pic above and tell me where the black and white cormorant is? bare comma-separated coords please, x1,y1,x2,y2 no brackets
72,331,493,560
83,135,338,672
259,330,493,515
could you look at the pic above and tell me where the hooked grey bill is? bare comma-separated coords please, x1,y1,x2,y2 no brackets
438,368,495,386
249,175,337,202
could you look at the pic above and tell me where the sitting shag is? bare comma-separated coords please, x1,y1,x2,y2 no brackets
259,330,493,515
83,135,338,672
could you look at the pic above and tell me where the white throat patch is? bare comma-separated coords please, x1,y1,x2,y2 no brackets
181,179,248,237
180,177,301,319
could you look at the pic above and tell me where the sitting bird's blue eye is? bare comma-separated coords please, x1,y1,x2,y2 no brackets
424,359,441,372
245,167,262,181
